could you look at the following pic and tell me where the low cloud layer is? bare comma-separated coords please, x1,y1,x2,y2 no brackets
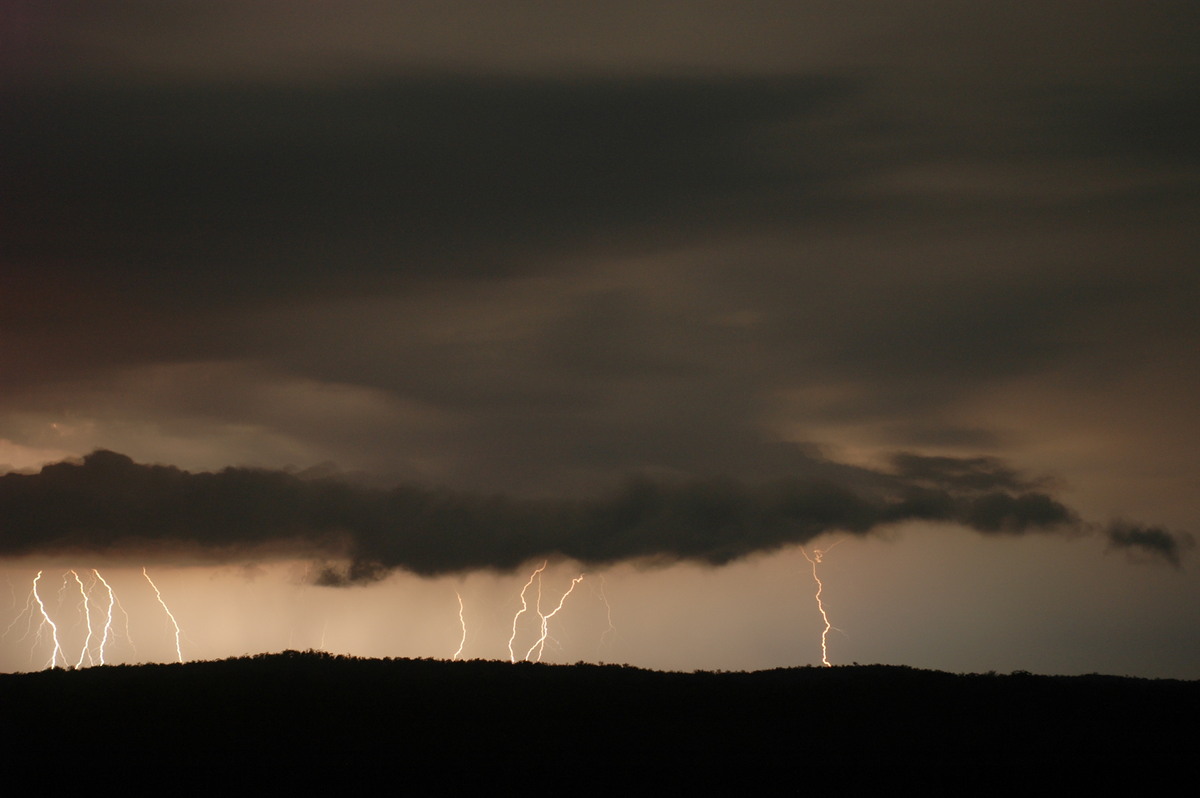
0,451,1186,583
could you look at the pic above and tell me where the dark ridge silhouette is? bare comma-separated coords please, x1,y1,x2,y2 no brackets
3,651,1194,790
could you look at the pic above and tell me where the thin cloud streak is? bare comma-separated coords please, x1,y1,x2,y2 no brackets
1106,522,1193,568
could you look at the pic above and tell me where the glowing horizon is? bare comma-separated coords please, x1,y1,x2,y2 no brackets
3,526,1197,679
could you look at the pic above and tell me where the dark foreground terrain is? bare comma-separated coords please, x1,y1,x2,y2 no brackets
5,652,1195,790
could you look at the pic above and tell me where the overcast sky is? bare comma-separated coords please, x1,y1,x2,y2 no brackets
2,2,1197,677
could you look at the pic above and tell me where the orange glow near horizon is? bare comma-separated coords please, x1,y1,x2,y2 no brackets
3,532,1198,680
0,549,871,673
0,558,625,671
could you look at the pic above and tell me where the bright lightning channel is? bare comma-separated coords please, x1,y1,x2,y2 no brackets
70,570,95,668
508,561,547,663
143,567,184,663
31,571,65,669
524,574,585,663
800,540,843,668
452,591,467,661
91,569,117,665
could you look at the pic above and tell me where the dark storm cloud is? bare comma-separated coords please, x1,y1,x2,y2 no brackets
6,64,1193,316
0,451,1183,583
2,2,1196,518
888,454,1038,493
0,71,865,401
2,74,852,299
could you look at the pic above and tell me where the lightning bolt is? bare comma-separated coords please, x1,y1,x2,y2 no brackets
4,578,47,667
2,586,36,645
91,569,117,666
115,582,136,659
508,561,547,663
143,567,184,663
800,540,843,668
31,571,65,669
452,591,467,661
596,574,617,654
70,570,96,668
524,574,585,663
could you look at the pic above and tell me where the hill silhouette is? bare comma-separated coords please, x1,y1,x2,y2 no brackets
4,651,1193,790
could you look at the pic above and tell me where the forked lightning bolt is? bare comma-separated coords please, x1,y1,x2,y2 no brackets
2,583,39,651
8,563,618,669
31,571,65,668
524,574,585,663
800,540,843,667
143,567,184,663
508,561,548,663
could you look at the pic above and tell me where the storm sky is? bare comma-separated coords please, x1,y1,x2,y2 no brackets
2,2,1197,677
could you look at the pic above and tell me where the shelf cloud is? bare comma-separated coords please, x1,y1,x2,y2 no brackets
1,450,1186,583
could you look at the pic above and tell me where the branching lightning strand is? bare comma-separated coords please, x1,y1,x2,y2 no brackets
800,540,843,668
597,574,616,652
524,574,585,662
508,561,547,663
143,567,184,663
31,571,64,669
70,570,95,668
92,569,117,665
